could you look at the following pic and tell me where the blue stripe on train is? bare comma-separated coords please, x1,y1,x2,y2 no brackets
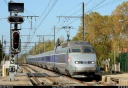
29,54,67,63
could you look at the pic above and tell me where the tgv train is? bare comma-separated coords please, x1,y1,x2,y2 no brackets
26,41,97,78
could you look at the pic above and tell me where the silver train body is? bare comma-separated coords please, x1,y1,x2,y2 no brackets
26,41,97,78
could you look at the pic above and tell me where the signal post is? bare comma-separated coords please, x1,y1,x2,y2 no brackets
7,2,24,81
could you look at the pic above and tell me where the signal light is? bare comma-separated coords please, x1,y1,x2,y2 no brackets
8,16,24,24
10,59,14,64
12,31,20,50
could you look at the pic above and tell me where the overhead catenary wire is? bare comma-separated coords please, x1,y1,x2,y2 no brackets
36,0,59,30
37,0,52,21
60,0,106,28
86,0,106,13
61,3,82,16
92,0,122,11
45,0,91,42
65,0,122,26
85,0,92,6
29,0,59,44
3,0,8,5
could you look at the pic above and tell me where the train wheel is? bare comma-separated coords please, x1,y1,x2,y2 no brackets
65,69,71,77
55,68,60,73
90,72,95,76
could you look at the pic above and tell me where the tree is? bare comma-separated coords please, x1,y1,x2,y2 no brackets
111,1,128,54
0,40,5,62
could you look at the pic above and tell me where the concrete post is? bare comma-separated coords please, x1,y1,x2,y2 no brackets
2,65,6,77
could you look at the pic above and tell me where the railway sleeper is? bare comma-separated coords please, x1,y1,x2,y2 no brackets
31,77,43,86
30,78,38,86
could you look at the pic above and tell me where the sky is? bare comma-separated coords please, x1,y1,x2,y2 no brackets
0,0,127,55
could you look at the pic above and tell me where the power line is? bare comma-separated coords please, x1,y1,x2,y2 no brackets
92,0,122,11
61,0,106,28
71,8,82,17
3,0,8,5
85,0,92,6
86,0,106,13
57,0,92,28
36,0,59,30
37,0,52,21
28,0,59,45
61,3,81,16
55,1,106,42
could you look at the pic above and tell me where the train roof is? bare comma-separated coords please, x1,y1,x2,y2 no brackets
60,41,91,48
27,41,91,58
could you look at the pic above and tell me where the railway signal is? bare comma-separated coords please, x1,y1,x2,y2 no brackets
12,31,20,50
10,59,14,64
8,1,24,81
8,16,24,24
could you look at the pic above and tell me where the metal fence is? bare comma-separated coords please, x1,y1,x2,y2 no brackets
119,53,128,73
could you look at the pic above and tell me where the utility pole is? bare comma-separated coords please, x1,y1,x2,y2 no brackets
52,26,63,47
82,2,84,41
54,26,56,48
2,35,3,61
57,2,84,41
35,43,36,54
4,40,6,54
36,35,42,54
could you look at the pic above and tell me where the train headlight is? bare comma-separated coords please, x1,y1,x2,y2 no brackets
91,61,95,64
88,61,95,64
75,61,83,64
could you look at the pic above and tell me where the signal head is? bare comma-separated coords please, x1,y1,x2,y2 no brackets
8,16,24,24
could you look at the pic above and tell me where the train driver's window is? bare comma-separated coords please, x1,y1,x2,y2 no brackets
84,47,94,53
84,48,91,53
72,49,81,53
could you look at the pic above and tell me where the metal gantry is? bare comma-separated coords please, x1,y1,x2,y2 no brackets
62,26,74,41
57,2,85,41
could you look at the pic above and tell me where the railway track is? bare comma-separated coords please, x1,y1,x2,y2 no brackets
22,64,115,86
22,65,43,86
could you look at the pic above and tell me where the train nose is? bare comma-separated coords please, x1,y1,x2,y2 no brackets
74,60,96,72
74,61,95,64
75,66,96,72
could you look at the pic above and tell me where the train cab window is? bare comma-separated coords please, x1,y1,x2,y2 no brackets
83,47,94,53
72,49,81,53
